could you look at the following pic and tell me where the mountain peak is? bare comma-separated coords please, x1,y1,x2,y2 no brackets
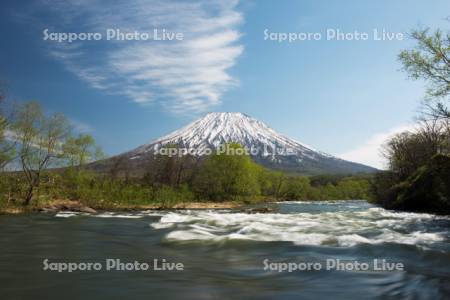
120,112,377,175
203,112,251,121
205,112,247,116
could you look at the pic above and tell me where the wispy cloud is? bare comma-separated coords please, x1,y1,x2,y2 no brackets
69,118,93,134
338,124,418,169
35,0,244,114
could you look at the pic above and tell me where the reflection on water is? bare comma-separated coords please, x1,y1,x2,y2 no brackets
1,200,449,299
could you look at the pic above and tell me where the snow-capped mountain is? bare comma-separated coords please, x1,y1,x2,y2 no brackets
100,112,376,175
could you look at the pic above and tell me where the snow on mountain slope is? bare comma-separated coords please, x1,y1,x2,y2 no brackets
116,112,376,174
128,112,325,158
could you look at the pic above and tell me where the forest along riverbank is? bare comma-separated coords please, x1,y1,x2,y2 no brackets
1,200,449,299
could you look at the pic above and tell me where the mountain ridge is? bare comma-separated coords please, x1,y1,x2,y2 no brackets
95,112,377,175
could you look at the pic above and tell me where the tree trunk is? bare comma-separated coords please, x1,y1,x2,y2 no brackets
23,184,34,206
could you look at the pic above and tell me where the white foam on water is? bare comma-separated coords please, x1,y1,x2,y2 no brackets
94,212,143,219
373,230,445,245
55,211,82,218
52,202,449,249
150,222,175,229
166,229,218,241
150,205,449,248
93,210,167,219
291,233,330,245
337,234,374,247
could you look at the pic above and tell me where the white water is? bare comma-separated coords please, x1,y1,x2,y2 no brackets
55,201,449,249
148,204,448,248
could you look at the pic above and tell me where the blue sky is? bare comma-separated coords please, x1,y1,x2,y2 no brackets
1,0,449,168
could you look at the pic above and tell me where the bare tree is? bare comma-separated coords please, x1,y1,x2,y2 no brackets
417,118,450,155
109,155,129,180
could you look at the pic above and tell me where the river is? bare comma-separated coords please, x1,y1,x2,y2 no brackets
1,200,449,299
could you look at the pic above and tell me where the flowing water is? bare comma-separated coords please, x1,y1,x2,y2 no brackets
1,200,450,299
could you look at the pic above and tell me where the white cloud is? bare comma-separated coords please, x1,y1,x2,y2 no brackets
338,124,418,169
69,118,93,134
37,0,244,114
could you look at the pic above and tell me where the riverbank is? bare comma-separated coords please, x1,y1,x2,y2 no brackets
0,199,245,215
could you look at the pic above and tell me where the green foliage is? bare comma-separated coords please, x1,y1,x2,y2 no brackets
193,143,260,201
0,98,373,209
372,127,450,213
258,170,286,199
12,101,72,204
399,27,450,120
372,23,450,214
399,28,450,100
0,115,15,169
2,100,108,205
0,138,374,210
0,173,29,205
154,184,194,208
190,150,372,201
62,134,105,167
279,176,310,200
374,154,450,214
397,154,450,212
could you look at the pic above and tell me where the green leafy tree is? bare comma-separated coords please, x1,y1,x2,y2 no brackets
13,101,71,205
372,22,450,212
62,134,105,167
399,26,450,120
280,176,310,200
259,169,286,199
194,143,260,201
335,178,371,200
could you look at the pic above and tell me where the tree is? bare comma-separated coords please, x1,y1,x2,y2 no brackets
13,102,71,205
259,170,286,199
0,115,12,169
144,144,198,188
62,134,105,167
399,26,450,121
382,120,450,181
335,178,371,200
0,83,16,169
108,155,129,180
280,176,310,200
383,131,430,180
193,143,260,201
417,118,450,155
372,23,450,213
